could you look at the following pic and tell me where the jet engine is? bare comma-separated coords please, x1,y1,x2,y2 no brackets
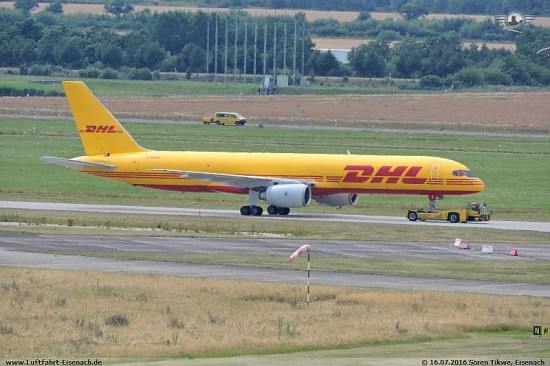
260,184,311,208
313,193,358,207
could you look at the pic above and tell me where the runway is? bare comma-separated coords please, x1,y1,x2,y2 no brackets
1,200,549,232
1,200,549,297
0,231,549,297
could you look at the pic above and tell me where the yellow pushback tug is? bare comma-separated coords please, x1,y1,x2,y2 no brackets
407,202,491,223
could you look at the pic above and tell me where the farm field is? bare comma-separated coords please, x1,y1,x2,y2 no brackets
1,2,550,27
312,37,517,51
1,79,550,134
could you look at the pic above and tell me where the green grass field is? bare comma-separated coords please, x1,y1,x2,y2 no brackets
0,74,412,97
0,75,259,96
0,117,549,219
2,74,544,97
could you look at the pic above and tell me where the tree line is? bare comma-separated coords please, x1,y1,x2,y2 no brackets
309,16,517,42
0,7,316,82
347,29,550,88
0,3,549,88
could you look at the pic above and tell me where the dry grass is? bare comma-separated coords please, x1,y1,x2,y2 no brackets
3,92,550,133
0,267,547,358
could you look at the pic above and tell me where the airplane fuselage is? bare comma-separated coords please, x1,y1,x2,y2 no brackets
77,151,484,196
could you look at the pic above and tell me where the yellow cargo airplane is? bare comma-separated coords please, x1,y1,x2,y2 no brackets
41,81,485,216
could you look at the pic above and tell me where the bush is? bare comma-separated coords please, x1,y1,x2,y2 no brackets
128,67,152,80
105,313,130,326
419,74,443,89
453,67,484,87
79,67,101,79
399,83,421,90
0,322,14,335
29,65,52,76
357,11,371,21
159,55,179,72
483,68,513,86
0,87,63,97
100,68,118,79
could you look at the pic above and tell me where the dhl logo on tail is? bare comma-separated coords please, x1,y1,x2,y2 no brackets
82,125,121,133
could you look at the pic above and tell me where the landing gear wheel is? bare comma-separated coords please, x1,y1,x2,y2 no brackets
267,205,278,215
277,207,290,216
250,206,263,216
240,206,251,216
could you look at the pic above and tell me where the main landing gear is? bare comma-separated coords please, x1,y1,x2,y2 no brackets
240,205,290,216
241,189,291,216
267,205,290,215
240,205,262,216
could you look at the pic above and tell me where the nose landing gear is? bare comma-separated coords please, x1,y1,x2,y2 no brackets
428,194,444,212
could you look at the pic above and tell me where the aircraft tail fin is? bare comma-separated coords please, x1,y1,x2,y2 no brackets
62,81,148,156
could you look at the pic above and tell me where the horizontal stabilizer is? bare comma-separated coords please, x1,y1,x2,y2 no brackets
40,156,116,171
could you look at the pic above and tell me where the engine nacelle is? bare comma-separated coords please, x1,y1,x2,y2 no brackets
260,184,311,208
313,193,358,207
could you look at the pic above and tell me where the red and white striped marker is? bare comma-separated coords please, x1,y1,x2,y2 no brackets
288,244,312,306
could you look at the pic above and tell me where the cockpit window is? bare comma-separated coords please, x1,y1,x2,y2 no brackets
452,170,475,177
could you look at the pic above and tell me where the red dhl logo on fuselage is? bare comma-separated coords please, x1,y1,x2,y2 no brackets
343,165,427,184
81,125,121,133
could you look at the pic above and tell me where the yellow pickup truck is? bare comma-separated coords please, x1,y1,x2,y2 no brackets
202,112,247,126
407,202,491,223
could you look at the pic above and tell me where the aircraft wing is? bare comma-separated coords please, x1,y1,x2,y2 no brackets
40,156,116,171
153,169,313,189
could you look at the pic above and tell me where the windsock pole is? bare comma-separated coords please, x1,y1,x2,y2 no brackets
288,244,311,306
306,250,310,305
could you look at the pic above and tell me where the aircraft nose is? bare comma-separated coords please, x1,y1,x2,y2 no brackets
474,177,485,192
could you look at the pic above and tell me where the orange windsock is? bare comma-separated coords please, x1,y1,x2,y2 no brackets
288,244,311,262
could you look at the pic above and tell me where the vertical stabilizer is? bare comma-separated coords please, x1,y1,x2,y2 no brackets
63,81,148,156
